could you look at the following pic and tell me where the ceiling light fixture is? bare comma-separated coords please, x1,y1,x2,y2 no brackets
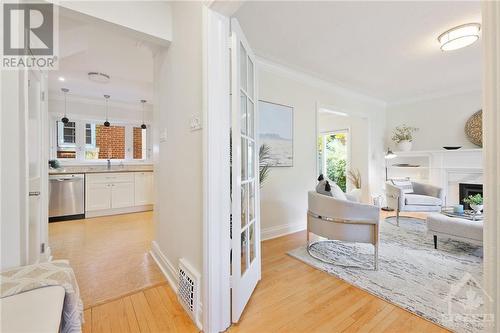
438,23,481,51
61,88,70,124
103,95,111,127
58,76,65,82
140,100,147,129
88,72,110,83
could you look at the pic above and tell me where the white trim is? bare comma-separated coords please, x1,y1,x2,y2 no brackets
202,6,231,333
150,241,179,292
256,56,386,108
150,242,204,330
85,205,152,218
261,222,306,241
387,87,482,107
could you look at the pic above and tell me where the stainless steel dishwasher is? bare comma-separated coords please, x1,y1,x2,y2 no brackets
49,174,85,222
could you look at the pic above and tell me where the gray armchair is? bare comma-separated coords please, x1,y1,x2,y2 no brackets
385,181,444,226
307,191,380,270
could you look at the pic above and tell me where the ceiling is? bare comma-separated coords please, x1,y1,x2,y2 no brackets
235,1,482,103
49,12,156,104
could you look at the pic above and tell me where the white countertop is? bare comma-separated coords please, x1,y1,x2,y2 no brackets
49,164,154,175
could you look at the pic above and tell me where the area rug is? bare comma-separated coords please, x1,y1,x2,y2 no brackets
288,217,486,333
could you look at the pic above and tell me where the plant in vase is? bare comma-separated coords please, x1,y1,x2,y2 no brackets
463,193,484,213
347,168,362,201
391,124,418,151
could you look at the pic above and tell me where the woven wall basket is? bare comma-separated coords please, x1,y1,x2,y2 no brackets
465,110,483,147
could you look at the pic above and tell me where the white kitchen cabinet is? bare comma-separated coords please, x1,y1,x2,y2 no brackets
134,172,153,206
86,183,112,211
85,172,152,216
111,182,135,208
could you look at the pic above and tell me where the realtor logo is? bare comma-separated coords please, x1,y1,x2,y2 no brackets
2,2,58,69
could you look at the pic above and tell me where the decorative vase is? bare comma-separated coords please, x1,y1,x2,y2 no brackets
470,204,483,213
397,140,412,151
349,188,362,202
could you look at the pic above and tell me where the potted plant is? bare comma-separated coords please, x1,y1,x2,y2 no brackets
391,125,418,151
463,193,484,213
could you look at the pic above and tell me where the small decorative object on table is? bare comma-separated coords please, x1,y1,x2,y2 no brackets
391,124,418,151
463,193,484,213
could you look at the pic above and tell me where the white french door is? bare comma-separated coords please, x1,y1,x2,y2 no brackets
230,18,261,323
27,69,44,264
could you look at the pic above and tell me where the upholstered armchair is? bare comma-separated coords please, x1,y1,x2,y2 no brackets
307,191,380,270
385,180,444,226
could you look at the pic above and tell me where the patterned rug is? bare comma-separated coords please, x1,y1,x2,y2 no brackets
288,217,485,333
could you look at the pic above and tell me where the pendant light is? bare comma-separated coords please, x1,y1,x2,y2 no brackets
140,99,147,129
61,88,70,124
103,94,110,127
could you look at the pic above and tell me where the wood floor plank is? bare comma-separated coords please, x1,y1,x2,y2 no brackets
130,291,162,333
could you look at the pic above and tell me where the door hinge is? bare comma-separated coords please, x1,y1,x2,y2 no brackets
229,275,233,288
40,243,45,254
41,91,45,101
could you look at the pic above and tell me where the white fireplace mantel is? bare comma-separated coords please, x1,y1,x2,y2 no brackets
387,148,483,205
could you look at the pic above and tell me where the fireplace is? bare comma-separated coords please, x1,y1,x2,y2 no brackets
459,183,483,210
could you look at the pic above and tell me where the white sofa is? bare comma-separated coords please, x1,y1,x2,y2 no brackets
426,213,483,249
0,286,65,333
307,191,380,270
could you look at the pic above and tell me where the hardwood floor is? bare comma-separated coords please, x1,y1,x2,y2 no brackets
228,225,449,333
82,283,199,333
77,210,448,332
49,211,165,308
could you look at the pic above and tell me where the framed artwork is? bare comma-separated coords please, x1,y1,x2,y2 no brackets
259,100,293,167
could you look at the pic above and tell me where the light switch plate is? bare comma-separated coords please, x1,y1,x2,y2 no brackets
160,128,167,142
190,114,202,131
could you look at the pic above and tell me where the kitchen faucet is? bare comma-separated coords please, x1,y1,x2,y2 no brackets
107,159,111,170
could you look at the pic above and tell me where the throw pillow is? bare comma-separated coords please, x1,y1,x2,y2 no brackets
316,178,332,197
391,178,414,194
329,181,347,201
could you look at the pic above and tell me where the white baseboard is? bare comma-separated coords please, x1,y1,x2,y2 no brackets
86,205,153,218
150,242,203,330
261,222,306,241
150,241,178,292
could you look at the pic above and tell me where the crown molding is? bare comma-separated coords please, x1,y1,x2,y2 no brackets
255,55,387,108
386,87,482,106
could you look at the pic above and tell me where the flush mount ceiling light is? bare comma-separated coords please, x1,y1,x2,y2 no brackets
438,23,481,51
88,72,110,83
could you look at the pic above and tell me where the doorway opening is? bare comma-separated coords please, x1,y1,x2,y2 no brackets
44,6,164,309
318,129,350,192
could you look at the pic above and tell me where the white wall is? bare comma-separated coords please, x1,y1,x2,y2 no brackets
386,91,482,151
258,60,386,239
58,1,172,43
151,1,203,324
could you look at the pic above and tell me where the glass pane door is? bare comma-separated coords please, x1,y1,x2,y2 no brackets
231,18,260,323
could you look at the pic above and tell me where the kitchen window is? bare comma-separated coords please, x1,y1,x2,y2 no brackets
51,119,150,162
57,121,76,159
